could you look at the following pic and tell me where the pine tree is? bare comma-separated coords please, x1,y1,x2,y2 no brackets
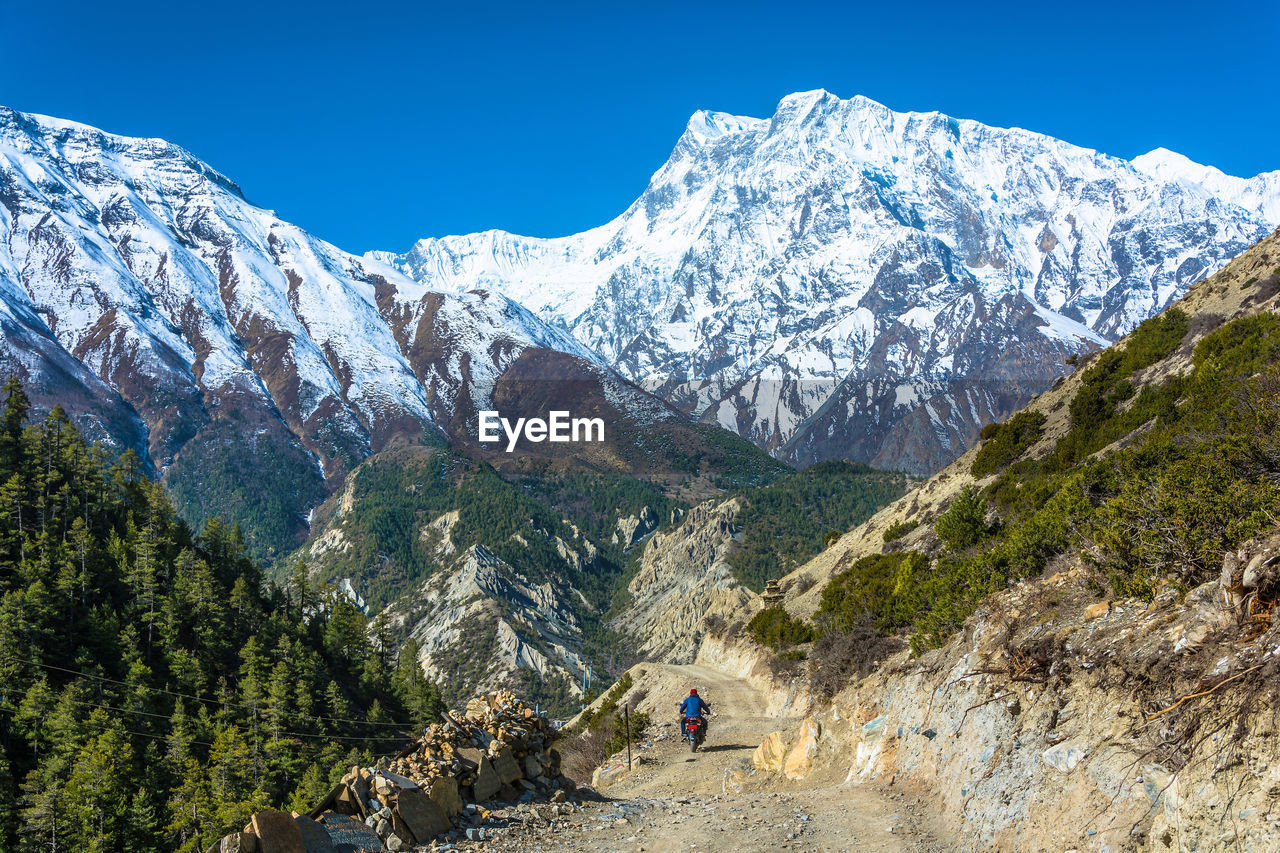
287,559,310,622
0,379,30,483
165,756,212,853
323,595,368,668
64,716,134,852
18,755,68,853
206,725,266,836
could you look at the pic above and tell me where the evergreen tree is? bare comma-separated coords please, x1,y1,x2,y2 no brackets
64,715,134,851
0,379,444,848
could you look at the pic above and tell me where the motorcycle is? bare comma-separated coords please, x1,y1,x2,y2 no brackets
682,715,706,752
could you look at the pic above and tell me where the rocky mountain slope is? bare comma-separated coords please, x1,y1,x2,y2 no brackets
294,434,784,708
375,90,1280,474
774,226,1280,622
0,106,771,558
299,449,909,704
649,227,1280,851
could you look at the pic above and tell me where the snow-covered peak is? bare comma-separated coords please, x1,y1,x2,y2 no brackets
0,105,246,199
1132,147,1221,184
1133,147,1280,222
681,109,763,145
0,103,654,552
379,90,1280,474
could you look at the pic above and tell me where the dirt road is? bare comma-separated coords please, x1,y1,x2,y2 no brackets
451,664,950,852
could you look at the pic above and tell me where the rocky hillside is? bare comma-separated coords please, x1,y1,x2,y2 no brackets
295,436,787,708
660,226,1280,851
609,461,910,666
375,90,1280,475
299,448,909,706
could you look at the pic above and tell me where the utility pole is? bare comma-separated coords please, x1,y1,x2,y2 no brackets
624,705,632,770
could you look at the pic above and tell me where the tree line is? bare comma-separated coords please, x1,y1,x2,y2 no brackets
0,379,444,852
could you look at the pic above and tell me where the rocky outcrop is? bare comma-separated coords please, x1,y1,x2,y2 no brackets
712,543,1280,851
609,498,752,664
381,544,592,699
611,505,656,548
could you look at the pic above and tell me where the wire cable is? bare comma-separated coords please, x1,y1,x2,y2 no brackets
9,656,422,730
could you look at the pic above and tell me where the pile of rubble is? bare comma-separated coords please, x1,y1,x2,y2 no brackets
387,690,566,804
204,690,579,853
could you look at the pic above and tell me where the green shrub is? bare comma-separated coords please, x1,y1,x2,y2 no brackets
815,551,929,633
747,607,815,651
602,710,649,756
971,411,1047,477
934,486,996,550
882,520,917,542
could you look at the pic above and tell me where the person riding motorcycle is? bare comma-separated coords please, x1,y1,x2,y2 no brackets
678,688,710,742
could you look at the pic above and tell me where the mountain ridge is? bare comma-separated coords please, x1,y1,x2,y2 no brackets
0,104,731,559
374,89,1280,474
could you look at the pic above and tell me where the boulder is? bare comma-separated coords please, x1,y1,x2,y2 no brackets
292,815,334,853
472,755,501,801
207,832,259,853
491,744,522,784
590,756,637,788
1084,601,1111,621
250,810,306,853
394,788,452,842
783,717,821,781
752,731,790,773
377,770,418,790
428,775,463,817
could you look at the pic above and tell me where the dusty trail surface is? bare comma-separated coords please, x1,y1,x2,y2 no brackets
458,665,949,852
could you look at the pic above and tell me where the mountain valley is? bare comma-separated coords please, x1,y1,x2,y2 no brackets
1,89,1280,852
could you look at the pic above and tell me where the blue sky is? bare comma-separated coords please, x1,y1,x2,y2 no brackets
3,0,1277,253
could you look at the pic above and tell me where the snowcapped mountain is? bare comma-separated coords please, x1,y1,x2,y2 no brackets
373,90,1280,474
0,106,674,555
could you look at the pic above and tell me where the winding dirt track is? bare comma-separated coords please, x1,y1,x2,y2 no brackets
479,664,950,852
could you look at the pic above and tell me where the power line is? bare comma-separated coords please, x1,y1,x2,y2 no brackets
17,693,410,746
0,703,217,749
10,657,421,730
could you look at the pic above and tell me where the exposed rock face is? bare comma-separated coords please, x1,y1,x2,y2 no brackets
719,558,1280,851
611,505,656,549
610,498,752,663
381,541,594,699
374,90,1280,474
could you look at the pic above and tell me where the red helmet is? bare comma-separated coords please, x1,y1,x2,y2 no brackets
690,688,698,695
